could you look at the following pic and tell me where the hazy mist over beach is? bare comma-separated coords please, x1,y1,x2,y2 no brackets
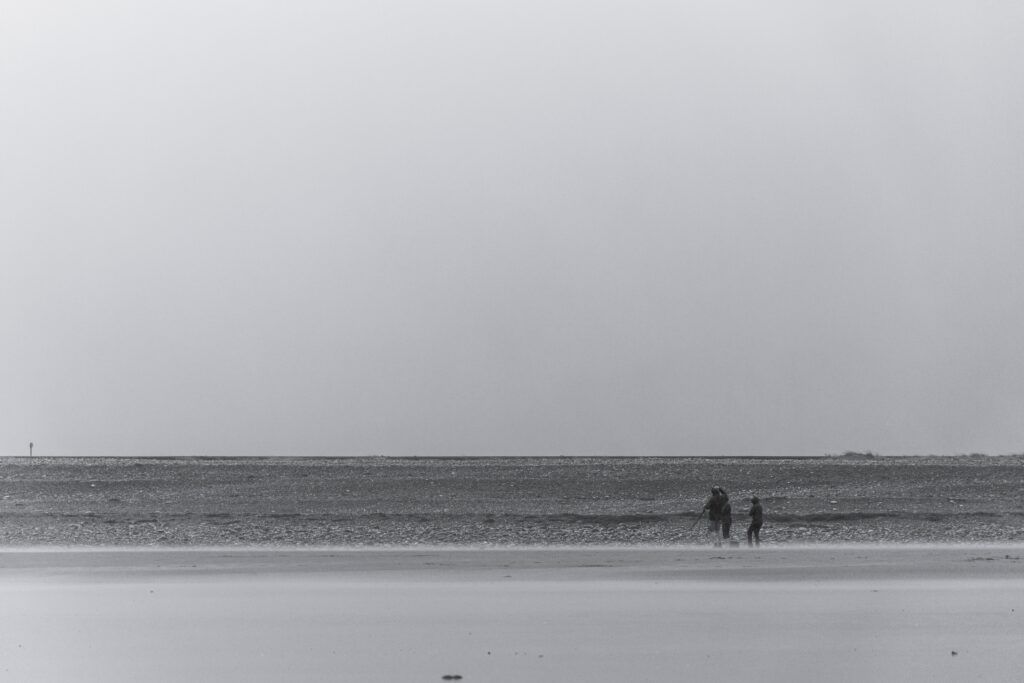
3,1,1023,457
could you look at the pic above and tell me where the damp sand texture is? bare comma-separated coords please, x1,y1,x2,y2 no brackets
1,546,1022,683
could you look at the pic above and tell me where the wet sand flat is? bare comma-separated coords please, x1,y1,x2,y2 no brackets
2,546,1022,682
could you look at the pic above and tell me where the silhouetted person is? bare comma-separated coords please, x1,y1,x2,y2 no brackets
703,487,723,547
747,496,763,546
720,488,732,542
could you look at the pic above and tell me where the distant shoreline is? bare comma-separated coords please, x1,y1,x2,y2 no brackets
3,453,1022,460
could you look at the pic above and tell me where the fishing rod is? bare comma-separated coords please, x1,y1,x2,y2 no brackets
689,508,706,530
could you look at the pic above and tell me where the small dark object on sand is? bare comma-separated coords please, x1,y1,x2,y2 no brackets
951,651,958,656
442,676,463,680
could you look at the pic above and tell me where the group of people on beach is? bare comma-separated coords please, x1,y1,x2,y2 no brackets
700,486,763,547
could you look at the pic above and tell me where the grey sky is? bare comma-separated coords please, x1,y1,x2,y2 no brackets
3,1,1022,456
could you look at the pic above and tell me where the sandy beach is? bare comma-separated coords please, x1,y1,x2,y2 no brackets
2,545,1022,682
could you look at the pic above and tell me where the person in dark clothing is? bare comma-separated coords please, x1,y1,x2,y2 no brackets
719,488,732,542
703,487,723,546
747,496,764,547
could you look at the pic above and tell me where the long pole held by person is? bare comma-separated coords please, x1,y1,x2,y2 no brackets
689,508,706,530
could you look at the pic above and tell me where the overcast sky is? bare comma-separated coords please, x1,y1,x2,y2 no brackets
2,1,1022,457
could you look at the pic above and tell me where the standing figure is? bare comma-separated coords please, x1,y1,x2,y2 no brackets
747,496,764,547
719,488,732,543
703,487,723,547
